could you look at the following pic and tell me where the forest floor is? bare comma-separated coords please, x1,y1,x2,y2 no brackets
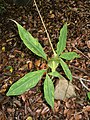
0,0,90,120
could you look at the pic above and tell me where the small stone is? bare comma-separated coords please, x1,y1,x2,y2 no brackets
54,77,76,100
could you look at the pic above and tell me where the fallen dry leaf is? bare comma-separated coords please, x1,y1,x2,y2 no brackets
88,53,90,58
27,61,33,70
87,41,90,48
82,106,90,112
54,77,76,100
40,63,47,69
54,101,60,113
21,94,26,102
49,14,55,18
0,110,7,120
74,114,82,120
35,60,41,69
19,64,28,71
41,107,49,115
64,109,74,119
64,109,69,115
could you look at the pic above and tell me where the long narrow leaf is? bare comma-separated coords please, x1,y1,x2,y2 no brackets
44,75,54,109
12,20,47,60
48,71,63,78
59,58,72,81
60,52,80,60
87,92,90,99
56,23,67,55
7,70,46,96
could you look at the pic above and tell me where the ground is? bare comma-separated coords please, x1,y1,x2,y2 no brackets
0,0,90,120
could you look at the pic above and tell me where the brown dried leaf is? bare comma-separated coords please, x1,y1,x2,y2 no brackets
41,107,49,115
82,106,90,112
65,101,71,108
7,108,15,113
19,64,28,71
21,94,26,102
0,110,7,120
40,63,47,69
87,41,90,48
54,77,76,100
54,101,60,113
74,114,82,120
36,109,42,114
49,14,55,18
64,109,69,115
88,53,90,58
27,61,33,70
65,109,74,119
35,60,41,68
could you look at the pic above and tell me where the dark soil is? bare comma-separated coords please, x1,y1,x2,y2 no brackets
0,0,90,120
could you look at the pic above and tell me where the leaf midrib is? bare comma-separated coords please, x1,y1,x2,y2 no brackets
9,71,44,93
20,28,46,60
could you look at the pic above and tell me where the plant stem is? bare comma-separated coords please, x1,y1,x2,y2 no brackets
34,0,56,56
73,76,90,91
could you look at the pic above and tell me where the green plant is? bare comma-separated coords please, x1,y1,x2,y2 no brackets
87,92,90,99
6,21,79,109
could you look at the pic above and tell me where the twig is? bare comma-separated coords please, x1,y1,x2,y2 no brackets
70,66,90,76
33,0,56,56
0,76,11,82
6,35,18,42
73,46,90,60
80,79,90,91
73,76,90,91
0,73,12,77
80,78,90,82
71,34,89,60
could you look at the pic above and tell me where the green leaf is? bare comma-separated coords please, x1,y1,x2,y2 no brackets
59,58,72,81
48,60,59,72
6,70,46,96
12,20,47,60
44,75,54,109
48,71,63,78
56,23,67,55
48,56,59,72
60,52,80,60
87,92,90,99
